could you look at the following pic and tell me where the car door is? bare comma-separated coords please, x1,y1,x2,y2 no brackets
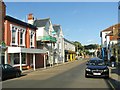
4,64,16,78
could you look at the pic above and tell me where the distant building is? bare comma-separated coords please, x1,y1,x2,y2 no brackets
64,38,76,62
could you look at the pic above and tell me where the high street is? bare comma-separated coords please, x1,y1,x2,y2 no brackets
2,59,117,89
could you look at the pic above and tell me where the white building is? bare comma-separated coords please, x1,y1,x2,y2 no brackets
28,14,57,66
100,24,119,61
53,24,64,63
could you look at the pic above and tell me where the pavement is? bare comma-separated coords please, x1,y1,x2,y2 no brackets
108,63,120,89
22,59,86,74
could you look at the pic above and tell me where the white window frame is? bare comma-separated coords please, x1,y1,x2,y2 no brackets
10,24,18,46
29,30,35,48
19,29,26,46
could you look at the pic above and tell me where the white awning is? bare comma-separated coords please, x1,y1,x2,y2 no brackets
8,47,47,54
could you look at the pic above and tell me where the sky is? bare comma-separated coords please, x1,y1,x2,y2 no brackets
5,2,118,45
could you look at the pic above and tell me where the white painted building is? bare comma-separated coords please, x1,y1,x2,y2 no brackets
100,24,119,61
53,24,64,63
28,14,57,66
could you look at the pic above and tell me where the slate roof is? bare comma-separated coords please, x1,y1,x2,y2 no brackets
5,15,37,30
33,18,50,27
53,24,60,32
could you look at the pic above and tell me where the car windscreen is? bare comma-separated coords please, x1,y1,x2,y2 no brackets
88,60,105,66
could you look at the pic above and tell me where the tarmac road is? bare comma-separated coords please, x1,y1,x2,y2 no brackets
2,59,114,89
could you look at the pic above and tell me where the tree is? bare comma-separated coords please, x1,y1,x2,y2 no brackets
84,44,99,50
73,41,84,52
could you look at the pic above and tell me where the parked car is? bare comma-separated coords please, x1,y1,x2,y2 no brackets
85,57,109,78
0,64,21,80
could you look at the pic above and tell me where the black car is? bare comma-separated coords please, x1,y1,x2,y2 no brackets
0,64,21,80
85,57,109,78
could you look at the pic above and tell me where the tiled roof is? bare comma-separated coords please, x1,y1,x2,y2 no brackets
5,15,37,30
102,26,113,32
33,18,50,27
101,23,120,32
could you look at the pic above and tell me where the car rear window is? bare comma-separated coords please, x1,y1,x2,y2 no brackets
88,60,105,66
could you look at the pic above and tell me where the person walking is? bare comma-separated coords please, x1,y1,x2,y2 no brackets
110,56,116,67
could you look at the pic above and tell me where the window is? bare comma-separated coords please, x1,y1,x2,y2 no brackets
20,31,23,45
11,27,17,45
19,29,26,46
10,24,18,45
12,28,16,44
30,30,35,48
13,54,26,64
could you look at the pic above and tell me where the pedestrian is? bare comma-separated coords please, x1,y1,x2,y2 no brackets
110,56,116,67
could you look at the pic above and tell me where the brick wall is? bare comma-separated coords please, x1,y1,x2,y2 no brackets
0,1,6,43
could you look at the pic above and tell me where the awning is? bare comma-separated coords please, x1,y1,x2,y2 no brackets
8,47,47,54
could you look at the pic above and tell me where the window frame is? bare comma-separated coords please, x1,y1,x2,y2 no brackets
19,29,26,46
29,30,35,48
10,24,18,46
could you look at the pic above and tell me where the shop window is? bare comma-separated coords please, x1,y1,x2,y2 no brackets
13,54,26,64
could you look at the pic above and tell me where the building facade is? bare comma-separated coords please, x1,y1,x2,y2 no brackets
28,14,57,66
4,16,46,71
100,24,120,63
64,38,76,62
53,24,64,64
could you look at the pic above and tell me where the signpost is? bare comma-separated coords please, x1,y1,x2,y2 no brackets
0,41,7,64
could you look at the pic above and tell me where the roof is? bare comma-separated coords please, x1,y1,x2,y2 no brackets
64,38,75,45
5,15,37,30
53,24,60,32
101,23,120,32
33,18,50,27
102,26,113,32
106,31,113,36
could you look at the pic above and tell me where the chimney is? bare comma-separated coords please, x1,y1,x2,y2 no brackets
28,13,34,25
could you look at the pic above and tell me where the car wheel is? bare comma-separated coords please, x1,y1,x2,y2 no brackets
16,72,20,78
